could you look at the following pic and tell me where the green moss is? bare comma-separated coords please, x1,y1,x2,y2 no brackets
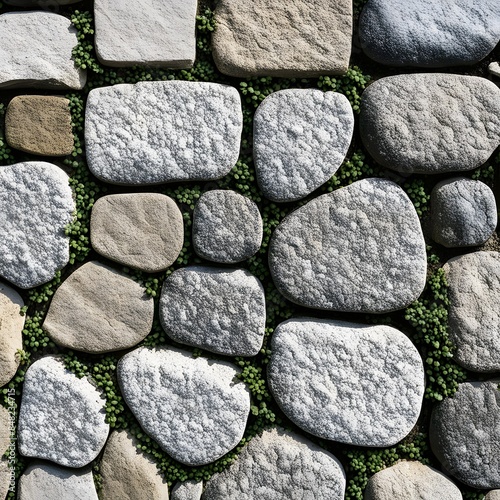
325,150,379,191
403,178,431,218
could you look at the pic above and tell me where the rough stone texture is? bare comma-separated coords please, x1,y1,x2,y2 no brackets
118,346,250,466
5,95,74,156
490,62,500,77
360,74,500,174
486,491,500,500
0,461,9,500
91,193,184,272
0,11,86,89
95,0,196,68
0,406,10,457
212,0,352,77
100,430,169,500
268,319,425,446
18,356,109,467
254,89,354,202
159,267,266,356
430,380,500,489
203,427,346,499
171,480,202,500
85,81,242,185
359,0,500,67
431,178,497,247
192,190,262,263
0,162,74,289
269,178,427,313
43,261,154,354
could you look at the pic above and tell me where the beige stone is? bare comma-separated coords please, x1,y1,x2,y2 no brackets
0,406,11,456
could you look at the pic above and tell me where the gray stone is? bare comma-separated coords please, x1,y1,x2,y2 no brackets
0,12,86,89
192,190,262,263
18,356,109,467
254,89,354,202
269,178,427,313
212,0,352,77
0,162,74,289
360,74,500,174
359,0,500,67
490,62,500,78
486,491,500,500
118,346,250,466
85,81,242,185
202,427,346,499
268,319,425,446
43,261,154,354
431,178,497,247
91,193,184,272
429,380,500,489
172,480,202,500
159,266,266,357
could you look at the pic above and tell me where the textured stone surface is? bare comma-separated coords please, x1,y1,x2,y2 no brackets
269,178,427,313
171,480,202,500
43,261,154,354
490,62,500,77
268,319,425,446
0,406,11,456
486,491,500,500
160,267,266,356
86,81,242,185
118,346,250,466
430,380,500,488
0,12,86,89
254,89,354,202
359,0,500,67
360,74,500,174
192,190,262,263
203,427,346,499
0,461,10,500
91,193,184,272
0,162,74,289
18,356,109,467
212,0,352,77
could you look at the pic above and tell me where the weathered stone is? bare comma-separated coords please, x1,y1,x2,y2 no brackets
269,178,427,313
360,74,500,174
268,319,425,446
85,81,242,185
0,406,11,456
490,62,500,78
212,0,352,77
171,480,202,500
118,346,250,466
0,460,10,500
254,89,354,202
486,491,500,500
91,193,184,272
0,406,11,498
43,261,154,354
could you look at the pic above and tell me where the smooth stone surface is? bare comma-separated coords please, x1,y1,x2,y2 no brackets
212,0,352,77
192,190,262,264
203,427,346,499
43,261,154,354
269,178,427,313
0,12,86,89
360,74,500,174
118,346,250,466
18,356,109,467
0,162,74,289
91,193,184,272
268,319,425,446
254,89,354,202
160,267,266,357
85,81,242,185
171,480,202,500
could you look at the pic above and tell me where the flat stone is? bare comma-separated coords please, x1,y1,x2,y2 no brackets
18,356,109,467
5,96,73,157
254,89,354,202
359,0,500,67
212,0,352,77
91,193,184,272
431,178,497,247
430,380,500,489
192,190,262,263
268,319,425,446
360,74,500,174
117,346,250,466
85,81,242,185
0,12,86,89
0,162,74,289
203,427,346,499
159,267,266,357
43,261,154,354
490,62,500,78
95,0,196,68
171,480,202,500
486,491,500,500
269,178,427,313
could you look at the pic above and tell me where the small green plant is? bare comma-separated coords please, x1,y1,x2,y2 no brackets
71,11,103,74
404,178,431,218
325,150,379,190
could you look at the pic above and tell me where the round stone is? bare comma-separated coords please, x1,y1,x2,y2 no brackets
486,491,500,500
